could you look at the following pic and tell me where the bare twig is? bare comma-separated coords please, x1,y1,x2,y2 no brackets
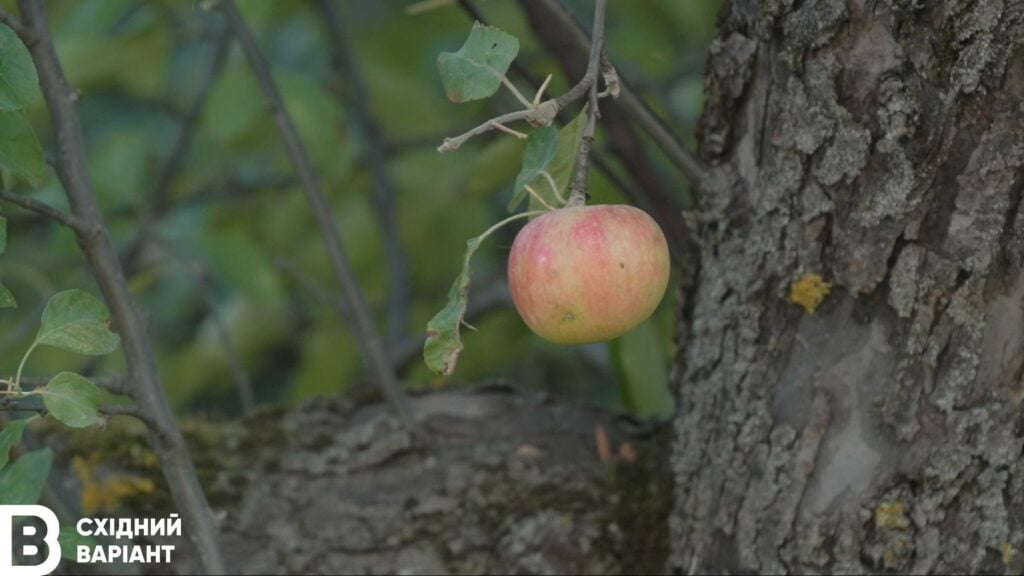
124,30,232,276
17,375,129,396
552,0,606,113
16,1,226,572
567,87,600,206
525,0,708,188
0,190,94,234
438,109,542,152
99,404,163,433
315,0,411,347
221,0,422,437
437,0,609,153
0,6,35,45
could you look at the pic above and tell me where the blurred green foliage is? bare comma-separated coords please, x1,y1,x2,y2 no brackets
0,0,719,418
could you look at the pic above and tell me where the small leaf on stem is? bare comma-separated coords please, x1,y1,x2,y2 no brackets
36,289,120,355
508,126,557,211
37,372,106,428
424,211,540,375
0,284,13,309
508,106,588,213
438,22,519,103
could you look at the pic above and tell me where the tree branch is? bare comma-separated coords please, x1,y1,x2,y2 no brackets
16,1,226,573
524,0,708,189
100,403,164,435
17,375,129,396
437,108,539,152
220,0,422,438
437,0,609,153
0,190,94,235
124,29,232,276
553,0,606,113
314,0,411,348
0,7,35,45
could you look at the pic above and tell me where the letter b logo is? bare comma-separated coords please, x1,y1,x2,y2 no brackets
0,505,61,576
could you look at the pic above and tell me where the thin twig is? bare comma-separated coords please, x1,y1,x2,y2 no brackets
526,0,708,188
221,0,422,438
552,0,606,112
0,190,94,234
17,375,129,396
16,1,226,572
315,0,411,348
99,404,163,434
567,90,599,205
124,29,232,276
438,108,540,152
437,0,607,154
0,7,35,45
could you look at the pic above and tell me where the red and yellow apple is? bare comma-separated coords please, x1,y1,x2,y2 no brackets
507,204,670,344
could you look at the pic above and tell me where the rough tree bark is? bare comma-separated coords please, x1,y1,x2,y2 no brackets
47,388,670,575
671,0,1024,573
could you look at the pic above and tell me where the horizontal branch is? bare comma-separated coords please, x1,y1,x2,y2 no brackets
438,108,546,152
0,190,95,235
16,375,129,396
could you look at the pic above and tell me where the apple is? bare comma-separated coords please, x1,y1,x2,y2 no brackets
507,204,671,344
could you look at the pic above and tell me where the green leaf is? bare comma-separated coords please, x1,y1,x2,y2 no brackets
38,372,105,428
0,23,39,111
59,525,96,561
425,212,538,375
0,419,27,470
0,448,51,505
530,105,588,212
0,283,15,309
507,126,558,211
612,319,675,420
437,22,519,103
0,110,44,186
0,214,6,254
508,107,588,213
36,289,120,355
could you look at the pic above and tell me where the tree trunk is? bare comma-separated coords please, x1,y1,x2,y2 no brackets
670,0,1024,573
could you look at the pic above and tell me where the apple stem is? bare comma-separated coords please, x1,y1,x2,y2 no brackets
565,0,606,208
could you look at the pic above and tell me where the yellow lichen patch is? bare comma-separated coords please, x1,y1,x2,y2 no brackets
790,273,832,314
72,452,155,515
874,501,909,530
1001,542,1016,566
